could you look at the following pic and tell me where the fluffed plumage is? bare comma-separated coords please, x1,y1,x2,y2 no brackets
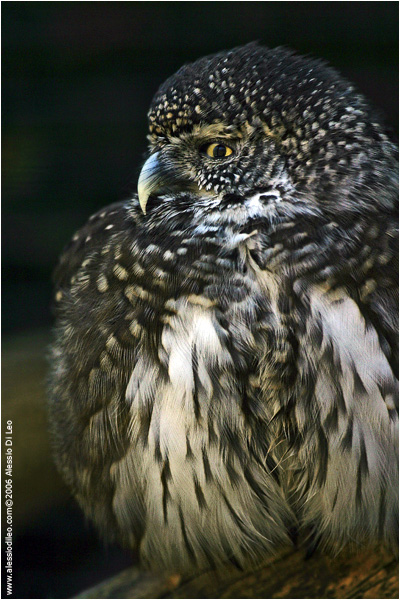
48,43,398,573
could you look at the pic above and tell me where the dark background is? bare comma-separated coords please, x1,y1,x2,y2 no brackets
2,2,398,598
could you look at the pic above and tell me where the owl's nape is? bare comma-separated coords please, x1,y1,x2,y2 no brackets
48,43,398,574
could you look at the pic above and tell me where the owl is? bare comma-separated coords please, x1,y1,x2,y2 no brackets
48,43,398,574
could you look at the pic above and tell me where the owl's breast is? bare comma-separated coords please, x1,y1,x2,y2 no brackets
121,287,293,572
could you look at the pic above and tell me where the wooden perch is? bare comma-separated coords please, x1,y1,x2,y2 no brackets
76,546,398,599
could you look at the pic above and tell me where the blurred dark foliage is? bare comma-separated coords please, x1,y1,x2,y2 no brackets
2,1,398,333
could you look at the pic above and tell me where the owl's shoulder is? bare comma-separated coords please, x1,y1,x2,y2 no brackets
53,201,133,295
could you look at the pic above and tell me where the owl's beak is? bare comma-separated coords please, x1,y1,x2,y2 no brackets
138,151,198,214
137,152,169,215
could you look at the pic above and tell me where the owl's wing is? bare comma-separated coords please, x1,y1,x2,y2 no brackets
49,200,147,547
289,283,398,551
53,201,129,298
359,280,399,377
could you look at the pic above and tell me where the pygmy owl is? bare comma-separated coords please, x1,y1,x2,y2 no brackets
48,43,398,574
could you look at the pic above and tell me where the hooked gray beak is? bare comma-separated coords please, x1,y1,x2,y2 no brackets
138,152,198,215
137,152,171,215
138,152,160,215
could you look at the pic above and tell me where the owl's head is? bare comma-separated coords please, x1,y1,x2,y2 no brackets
137,43,396,227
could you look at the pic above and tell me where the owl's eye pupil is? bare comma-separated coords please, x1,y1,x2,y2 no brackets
213,144,227,157
203,142,233,159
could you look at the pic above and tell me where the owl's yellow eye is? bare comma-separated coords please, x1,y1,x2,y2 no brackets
203,142,233,159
